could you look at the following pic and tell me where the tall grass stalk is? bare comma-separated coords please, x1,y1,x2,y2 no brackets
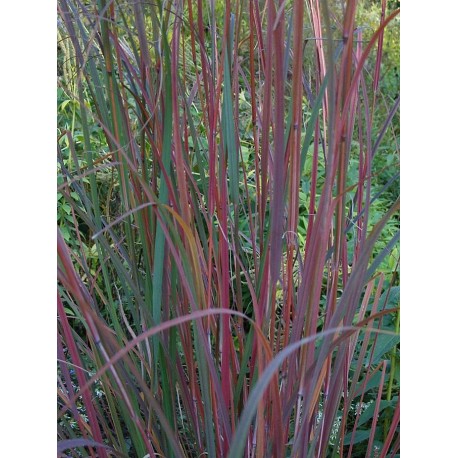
58,0,400,456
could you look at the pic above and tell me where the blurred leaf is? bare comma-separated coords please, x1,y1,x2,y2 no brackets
368,286,400,313
367,334,400,366
343,428,371,446
357,397,398,425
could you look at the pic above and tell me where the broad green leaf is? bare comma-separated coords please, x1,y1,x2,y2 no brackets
357,397,398,425
343,428,371,446
367,334,400,366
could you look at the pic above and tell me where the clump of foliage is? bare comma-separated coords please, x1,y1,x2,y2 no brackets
57,0,400,457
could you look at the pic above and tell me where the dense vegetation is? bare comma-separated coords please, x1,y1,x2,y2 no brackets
57,0,400,456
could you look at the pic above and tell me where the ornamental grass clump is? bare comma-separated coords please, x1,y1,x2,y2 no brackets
57,0,400,456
